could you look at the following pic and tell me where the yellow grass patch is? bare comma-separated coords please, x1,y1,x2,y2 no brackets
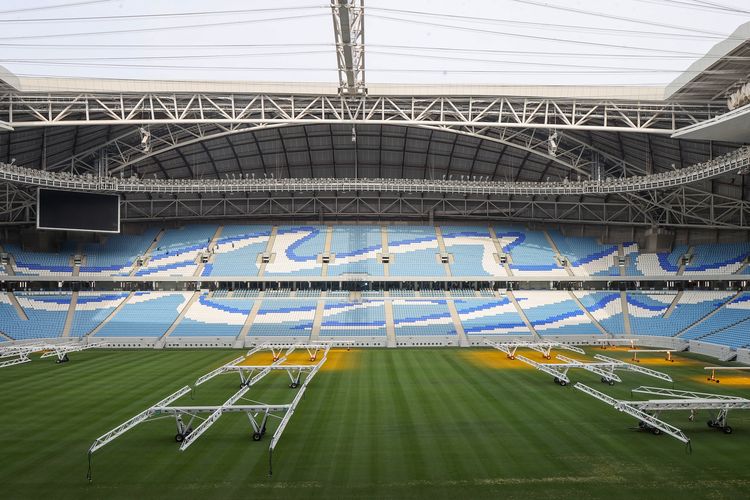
690,374,750,388
321,348,359,372
460,349,535,370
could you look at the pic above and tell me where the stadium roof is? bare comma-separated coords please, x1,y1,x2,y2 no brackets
0,2,748,229
666,21,750,101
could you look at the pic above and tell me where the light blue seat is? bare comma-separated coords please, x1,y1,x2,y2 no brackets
264,225,325,277
441,225,501,276
455,297,531,336
204,224,272,277
392,299,455,336
319,300,387,337
514,291,601,336
328,226,384,276
95,292,190,337
248,299,317,337
70,292,129,337
575,291,625,335
627,291,730,337
388,227,444,277
172,295,254,337
0,292,70,340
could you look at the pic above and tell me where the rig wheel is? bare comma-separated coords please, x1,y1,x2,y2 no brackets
252,432,262,441
651,428,662,436
175,433,185,443
723,426,733,434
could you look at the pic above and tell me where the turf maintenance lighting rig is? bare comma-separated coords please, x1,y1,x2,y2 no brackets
628,349,678,363
86,343,330,482
516,353,673,386
484,339,585,360
704,366,750,383
574,384,750,449
0,341,108,368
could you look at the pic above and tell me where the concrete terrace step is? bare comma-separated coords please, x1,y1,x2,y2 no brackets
159,291,201,342
130,228,165,277
444,290,469,347
506,290,540,340
569,291,611,338
544,230,574,277
8,291,28,320
662,291,683,319
620,291,632,336
236,291,265,342
61,291,78,338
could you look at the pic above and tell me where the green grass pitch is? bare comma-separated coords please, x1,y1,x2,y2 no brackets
2,347,750,499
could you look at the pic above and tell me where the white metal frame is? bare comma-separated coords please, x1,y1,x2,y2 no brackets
0,341,108,367
516,352,672,386
575,384,750,447
628,349,676,363
484,339,585,360
704,366,750,383
86,343,331,481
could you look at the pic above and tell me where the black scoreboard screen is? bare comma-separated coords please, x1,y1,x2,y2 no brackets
37,188,120,233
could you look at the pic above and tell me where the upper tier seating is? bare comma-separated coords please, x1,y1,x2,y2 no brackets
441,225,506,276
7,243,75,275
328,226,384,276
514,291,601,336
202,224,272,277
683,242,750,275
94,291,192,337
455,296,531,336
494,225,566,276
548,231,619,276
79,229,160,276
392,299,456,336
388,227,445,277
3,223,749,279
136,225,216,277
264,225,326,277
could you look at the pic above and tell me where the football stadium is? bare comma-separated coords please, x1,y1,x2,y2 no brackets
2,1,750,498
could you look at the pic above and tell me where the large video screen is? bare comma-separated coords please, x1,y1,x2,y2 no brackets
37,188,120,233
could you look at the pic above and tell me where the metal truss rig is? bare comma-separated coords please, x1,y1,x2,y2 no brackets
86,343,330,481
0,92,722,133
575,384,750,448
484,339,585,360
1,147,747,196
516,353,673,386
0,341,107,368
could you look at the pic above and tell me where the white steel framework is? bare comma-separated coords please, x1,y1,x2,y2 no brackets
331,0,366,95
0,93,720,133
0,340,107,367
516,353,672,386
704,366,750,383
87,343,330,481
2,146,747,196
575,384,750,447
484,339,585,360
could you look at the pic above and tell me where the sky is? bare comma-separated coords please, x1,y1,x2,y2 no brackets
0,0,748,87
